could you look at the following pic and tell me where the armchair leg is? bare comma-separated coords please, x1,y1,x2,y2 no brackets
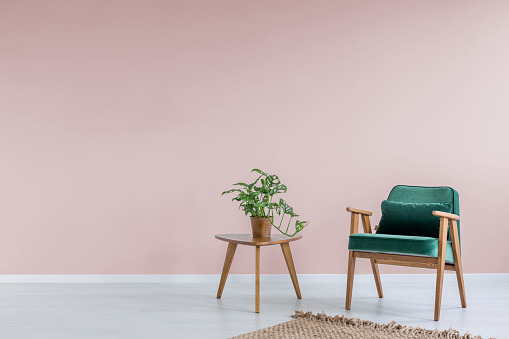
455,265,467,308
370,259,383,298
449,220,467,308
434,217,448,321
359,214,383,298
345,251,356,310
434,260,445,321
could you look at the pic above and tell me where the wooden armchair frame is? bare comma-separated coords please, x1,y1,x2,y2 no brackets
345,207,466,321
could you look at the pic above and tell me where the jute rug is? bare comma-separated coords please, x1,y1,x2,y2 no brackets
231,311,492,339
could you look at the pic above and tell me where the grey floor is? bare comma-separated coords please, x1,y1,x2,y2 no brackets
0,274,507,338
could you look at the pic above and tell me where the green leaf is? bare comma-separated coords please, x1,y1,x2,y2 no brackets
278,199,294,214
251,168,268,176
269,175,280,185
270,184,287,195
295,220,308,233
222,189,242,195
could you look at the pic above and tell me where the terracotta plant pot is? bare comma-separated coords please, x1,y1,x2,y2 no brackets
250,216,272,238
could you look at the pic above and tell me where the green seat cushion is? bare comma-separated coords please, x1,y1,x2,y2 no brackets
348,233,454,263
377,200,453,238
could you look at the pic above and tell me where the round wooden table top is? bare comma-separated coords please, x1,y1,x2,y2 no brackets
215,234,302,246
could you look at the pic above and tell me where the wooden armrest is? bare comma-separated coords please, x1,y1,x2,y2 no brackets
346,207,372,216
433,211,460,220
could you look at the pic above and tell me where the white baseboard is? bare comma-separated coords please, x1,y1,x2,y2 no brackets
0,274,328,284
0,273,506,284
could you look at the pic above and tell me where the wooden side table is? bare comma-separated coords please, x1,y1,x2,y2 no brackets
215,234,302,313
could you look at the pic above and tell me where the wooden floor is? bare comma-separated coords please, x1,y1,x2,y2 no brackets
0,274,507,338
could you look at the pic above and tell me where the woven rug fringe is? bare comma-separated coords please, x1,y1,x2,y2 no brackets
292,311,486,339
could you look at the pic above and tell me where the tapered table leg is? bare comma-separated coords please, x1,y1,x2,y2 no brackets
255,245,260,313
281,243,302,299
217,243,237,299
215,234,303,313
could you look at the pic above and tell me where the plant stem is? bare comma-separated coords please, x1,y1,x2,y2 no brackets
272,224,296,237
286,216,293,234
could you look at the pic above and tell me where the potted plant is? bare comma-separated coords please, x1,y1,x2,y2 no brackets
222,169,308,238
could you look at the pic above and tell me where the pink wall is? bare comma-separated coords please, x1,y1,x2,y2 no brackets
1,1,508,275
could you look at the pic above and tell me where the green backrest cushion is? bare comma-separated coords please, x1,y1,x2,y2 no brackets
377,185,460,240
376,200,452,238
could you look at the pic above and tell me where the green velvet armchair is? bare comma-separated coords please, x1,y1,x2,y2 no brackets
345,185,466,321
